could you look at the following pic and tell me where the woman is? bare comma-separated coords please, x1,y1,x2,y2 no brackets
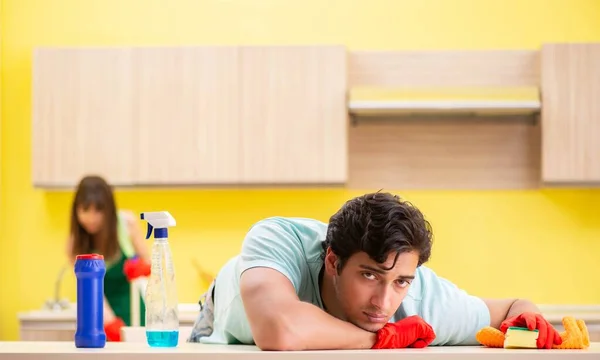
66,175,151,341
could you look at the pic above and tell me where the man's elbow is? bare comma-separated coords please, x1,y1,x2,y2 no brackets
255,334,299,351
252,319,303,351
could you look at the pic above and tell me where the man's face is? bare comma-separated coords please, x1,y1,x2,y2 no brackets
325,249,419,332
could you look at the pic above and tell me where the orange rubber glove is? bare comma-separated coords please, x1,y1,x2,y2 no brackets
372,315,436,349
500,312,562,349
123,257,151,282
104,317,125,342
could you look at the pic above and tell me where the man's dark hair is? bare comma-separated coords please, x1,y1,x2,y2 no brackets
322,191,433,273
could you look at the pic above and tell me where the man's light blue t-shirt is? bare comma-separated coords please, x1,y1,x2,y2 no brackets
199,217,491,346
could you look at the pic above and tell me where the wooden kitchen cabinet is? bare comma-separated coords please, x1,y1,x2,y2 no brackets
32,45,348,188
345,49,542,190
32,46,241,187
238,46,348,184
132,47,242,185
32,48,137,187
540,43,600,185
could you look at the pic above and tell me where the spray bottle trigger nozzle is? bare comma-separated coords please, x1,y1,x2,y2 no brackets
141,211,175,240
145,223,154,239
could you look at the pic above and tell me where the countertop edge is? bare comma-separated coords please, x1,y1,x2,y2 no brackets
1,341,599,356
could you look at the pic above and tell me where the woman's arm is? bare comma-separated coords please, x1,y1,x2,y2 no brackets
65,235,74,261
103,296,117,322
121,210,150,262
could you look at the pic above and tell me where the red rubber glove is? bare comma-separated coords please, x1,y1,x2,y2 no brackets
123,257,151,282
104,317,125,342
372,315,436,349
500,312,562,349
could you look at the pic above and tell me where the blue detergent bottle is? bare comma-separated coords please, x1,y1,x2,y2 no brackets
140,211,179,347
74,254,106,348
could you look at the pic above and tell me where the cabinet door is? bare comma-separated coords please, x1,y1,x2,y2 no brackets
133,47,241,185
238,46,348,184
541,43,600,184
32,48,136,187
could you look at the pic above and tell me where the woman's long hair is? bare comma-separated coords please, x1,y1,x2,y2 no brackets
69,175,119,260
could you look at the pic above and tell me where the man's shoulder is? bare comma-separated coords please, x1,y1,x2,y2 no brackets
405,265,448,302
408,265,476,304
243,216,328,261
401,265,491,346
249,216,328,231
247,216,328,243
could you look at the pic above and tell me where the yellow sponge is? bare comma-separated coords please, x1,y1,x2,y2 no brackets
503,327,539,349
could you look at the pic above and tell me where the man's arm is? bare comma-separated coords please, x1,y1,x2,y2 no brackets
404,266,491,346
482,297,561,349
237,218,377,351
407,265,557,347
482,298,542,329
240,267,377,351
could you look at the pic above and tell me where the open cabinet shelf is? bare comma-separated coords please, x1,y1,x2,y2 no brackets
347,86,542,118
345,50,544,190
348,99,541,117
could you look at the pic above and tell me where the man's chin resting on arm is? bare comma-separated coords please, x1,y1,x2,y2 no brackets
240,266,436,351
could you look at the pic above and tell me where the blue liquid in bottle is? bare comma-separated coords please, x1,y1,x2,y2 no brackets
146,330,179,347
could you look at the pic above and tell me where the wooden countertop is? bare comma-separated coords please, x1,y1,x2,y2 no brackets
0,341,599,360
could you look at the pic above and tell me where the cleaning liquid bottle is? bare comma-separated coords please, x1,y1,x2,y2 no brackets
140,211,179,347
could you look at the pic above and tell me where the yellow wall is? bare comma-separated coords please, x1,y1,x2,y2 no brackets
2,0,600,341
0,0,3,340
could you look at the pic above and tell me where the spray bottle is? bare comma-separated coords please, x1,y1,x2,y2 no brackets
140,211,179,347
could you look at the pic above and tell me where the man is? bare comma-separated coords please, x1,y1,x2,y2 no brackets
187,192,561,350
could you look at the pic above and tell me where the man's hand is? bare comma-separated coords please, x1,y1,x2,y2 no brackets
372,315,436,349
500,312,562,349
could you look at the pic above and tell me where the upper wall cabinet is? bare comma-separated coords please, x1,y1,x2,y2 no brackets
133,47,242,185
31,45,348,188
541,43,600,185
32,48,137,187
238,46,348,184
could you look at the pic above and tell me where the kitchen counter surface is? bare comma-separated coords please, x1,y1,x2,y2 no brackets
0,341,599,360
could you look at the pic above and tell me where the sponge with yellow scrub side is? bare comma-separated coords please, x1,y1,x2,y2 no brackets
503,327,539,349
